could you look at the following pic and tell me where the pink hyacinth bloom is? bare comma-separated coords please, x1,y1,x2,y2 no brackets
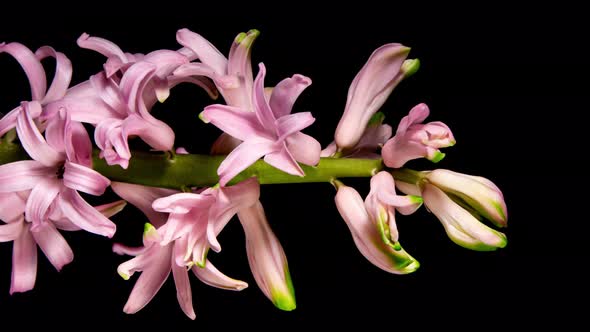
200,63,320,185
0,103,116,237
238,200,296,311
394,169,508,251
0,42,72,137
0,191,125,294
334,180,420,274
111,179,259,318
382,103,455,168
365,172,423,249
421,183,507,251
334,44,414,150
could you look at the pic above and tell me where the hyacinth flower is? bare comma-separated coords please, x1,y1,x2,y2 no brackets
0,103,117,237
394,168,508,251
112,178,262,318
238,201,296,311
200,63,320,185
0,42,72,137
322,112,392,158
0,190,125,294
382,103,455,168
334,43,420,151
333,178,420,274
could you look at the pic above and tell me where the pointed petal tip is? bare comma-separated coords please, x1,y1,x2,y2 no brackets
429,151,446,163
198,112,209,123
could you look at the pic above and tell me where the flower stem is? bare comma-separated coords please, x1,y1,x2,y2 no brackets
0,142,384,189
390,168,424,185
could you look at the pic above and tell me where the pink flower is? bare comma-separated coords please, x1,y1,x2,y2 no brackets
334,44,417,150
394,169,508,251
0,191,125,294
0,42,72,137
382,103,455,168
0,103,116,237
334,178,420,274
200,63,320,185
111,179,260,318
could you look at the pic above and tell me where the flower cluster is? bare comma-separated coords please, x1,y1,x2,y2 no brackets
0,29,508,319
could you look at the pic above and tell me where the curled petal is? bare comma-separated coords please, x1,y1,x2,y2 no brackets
192,260,248,291
176,28,227,75
31,222,73,271
275,112,316,141
0,218,24,242
16,102,63,167
25,178,61,227
77,33,127,63
10,225,38,294
35,46,73,104
152,193,215,214
269,74,311,118
396,103,430,135
0,192,26,222
0,160,52,193
252,63,276,128
0,42,47,101
122,114,175,152
264,146,304,177
63,161,110,196
58,188,116,238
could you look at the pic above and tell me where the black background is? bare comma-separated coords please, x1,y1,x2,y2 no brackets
0,3,587,330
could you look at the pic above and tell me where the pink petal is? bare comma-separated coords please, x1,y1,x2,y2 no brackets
237,201,295,310
89,73,127,116
143,49,189,78
16,102,63,167
320,141,338,157
62,161,110,196
25,178,61,227
252,63,277,128
95,200,127,218
64,117,93,167
0,42,47,101
275,112,316,141
227,29,259,88
282,132,321,167
0,160,52,192
35,46,73,104
113,243,148,256
119,62,156,116
0,218,24,242
123,244,172,314
201,104,269,141
77,33,127,63
31,222,73,271
0,106,21,137
217,139,276,186
152,193,215,214
0,192,26,222
171,247,196,320
335,44,410,149
396,103,430,135
44,111,66,154
173,63,238,91
356,124,393,150
10,225,38,294
192,260,248,290
43,94,122,125
111,182,177,228
382,137,430,168
176,28,228,75
58,188,116,237
264,146,304,177
269,74,311,118
122,114,175,152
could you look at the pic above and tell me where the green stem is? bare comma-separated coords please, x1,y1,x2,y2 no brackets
390,168,425,185
0,142,384,189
